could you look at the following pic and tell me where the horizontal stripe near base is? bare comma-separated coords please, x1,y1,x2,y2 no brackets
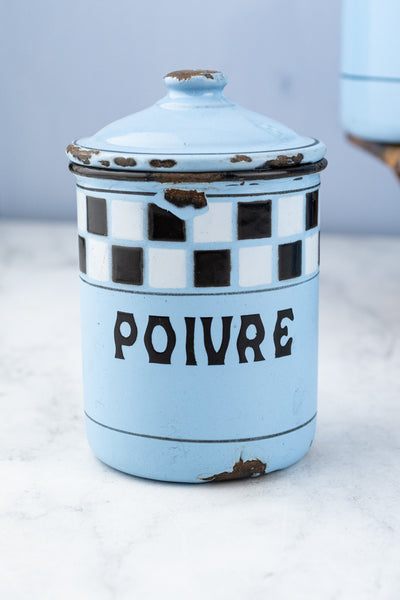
84,411,317,444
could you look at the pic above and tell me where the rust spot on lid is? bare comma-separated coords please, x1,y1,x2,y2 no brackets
99,160,110,167
164,188,207,209
66,143,100,165
201,457,267,482
261,153,304,169
165,69,218,81
149,159,177,169
230,154,252,163
114,157,137,167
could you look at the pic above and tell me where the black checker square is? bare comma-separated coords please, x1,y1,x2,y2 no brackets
194,249,231,287
112,245,143,285
87,196,108,236
306,190,319,230
237,200,271,240
148,203,186,242
78,235,86,274
278,240,302,281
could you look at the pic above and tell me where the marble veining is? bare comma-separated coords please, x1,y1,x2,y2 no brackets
0,222,399,599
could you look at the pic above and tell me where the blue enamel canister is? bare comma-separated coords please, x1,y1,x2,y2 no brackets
67,70,327,483
341,0,400,141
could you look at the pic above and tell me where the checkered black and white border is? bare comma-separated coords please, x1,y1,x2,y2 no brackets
77,187,320,290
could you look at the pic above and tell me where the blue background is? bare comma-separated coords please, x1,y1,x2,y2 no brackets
1,0,399,234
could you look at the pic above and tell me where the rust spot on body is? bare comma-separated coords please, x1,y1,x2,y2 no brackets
100,160,110,167
114,157,137,167
261,153,304,169
201,457,267,482
66,144,100,165
165,69,218,81
164,188,207,209
149,159,177,169
230,154,252,163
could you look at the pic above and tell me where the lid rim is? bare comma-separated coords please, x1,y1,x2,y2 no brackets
69,158,327,183
66,139,326,172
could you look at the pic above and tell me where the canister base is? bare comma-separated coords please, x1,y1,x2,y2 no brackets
85,415,316,484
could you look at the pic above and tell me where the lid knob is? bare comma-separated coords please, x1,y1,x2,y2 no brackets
163,69,227,95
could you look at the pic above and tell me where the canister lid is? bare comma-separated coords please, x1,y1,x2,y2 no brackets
67,69,326,172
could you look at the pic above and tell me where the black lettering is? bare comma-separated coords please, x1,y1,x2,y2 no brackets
237,314,265,363
185,317,197,366
201,316,232,365
144,316,176,364
274,309,294,357
114,311,138,359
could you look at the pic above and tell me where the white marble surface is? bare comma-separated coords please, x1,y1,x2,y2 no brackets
1,222,400,600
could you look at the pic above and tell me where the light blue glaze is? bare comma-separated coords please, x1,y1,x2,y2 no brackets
341,0,400,141
68,70,325,171
81,272,318,483
75,173,321,482
68,70,326,482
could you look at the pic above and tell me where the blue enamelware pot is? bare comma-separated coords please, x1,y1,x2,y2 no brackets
341,0,400,142
67,69,327,483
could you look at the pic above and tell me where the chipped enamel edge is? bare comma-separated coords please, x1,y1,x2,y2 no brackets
66,139,326,173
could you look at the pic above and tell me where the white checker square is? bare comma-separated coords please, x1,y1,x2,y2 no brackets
239,245,272,287
305,233,319,274
149,248,186,289
111,200,144,240
86,238,110,282
278,194,304,237
193,203,232,243
77,189,86,231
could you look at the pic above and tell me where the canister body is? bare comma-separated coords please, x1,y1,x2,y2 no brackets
341,0,400,141
75,171,321,482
